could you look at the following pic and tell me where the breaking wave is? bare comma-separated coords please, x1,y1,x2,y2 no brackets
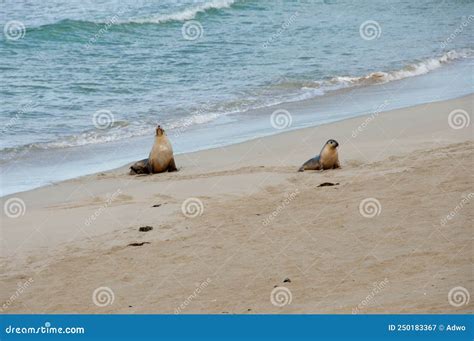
27,0,237,32
1,49,470,158
297,49,473,96
122,0,236,24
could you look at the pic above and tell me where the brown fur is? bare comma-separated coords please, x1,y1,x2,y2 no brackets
129,126,177,175
148,126,177,173
298,139,340,172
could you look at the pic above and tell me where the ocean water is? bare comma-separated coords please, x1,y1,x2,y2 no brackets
1,0,473,196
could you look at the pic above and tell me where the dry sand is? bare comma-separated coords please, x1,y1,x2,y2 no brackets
1,95,473,314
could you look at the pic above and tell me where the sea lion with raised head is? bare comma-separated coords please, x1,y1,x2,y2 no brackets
298,139,340,172
148,125,177,173
130,125,177,175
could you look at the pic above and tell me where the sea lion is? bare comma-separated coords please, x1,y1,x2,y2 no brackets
130,158,150,175
148,125,177,173
298,139,340,172
129,125,177,175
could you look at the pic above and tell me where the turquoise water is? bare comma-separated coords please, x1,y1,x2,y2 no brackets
1,0,473,195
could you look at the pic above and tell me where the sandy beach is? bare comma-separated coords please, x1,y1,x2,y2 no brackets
1,95,472,314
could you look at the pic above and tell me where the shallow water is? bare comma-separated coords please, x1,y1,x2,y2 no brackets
1,0,473,195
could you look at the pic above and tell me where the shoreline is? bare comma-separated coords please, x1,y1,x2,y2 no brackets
2,92,473,198
1,95,472,313
2,51,473,197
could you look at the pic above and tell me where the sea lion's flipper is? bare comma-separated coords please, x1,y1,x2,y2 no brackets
167,157,178,172
298,155,320,172
130,158,150,175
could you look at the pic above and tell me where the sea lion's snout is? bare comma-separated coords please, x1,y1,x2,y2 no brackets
156,125,165,136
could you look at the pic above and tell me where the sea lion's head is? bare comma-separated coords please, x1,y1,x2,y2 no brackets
325,139,339,149
156,125,166,136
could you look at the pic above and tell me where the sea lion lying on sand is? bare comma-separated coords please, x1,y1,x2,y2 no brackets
130,125,177,175
298,139,340,172
130,158,150,175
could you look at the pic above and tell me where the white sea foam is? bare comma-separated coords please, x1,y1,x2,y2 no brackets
1,50,470,156
122,0,236,24
303,49,473,93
